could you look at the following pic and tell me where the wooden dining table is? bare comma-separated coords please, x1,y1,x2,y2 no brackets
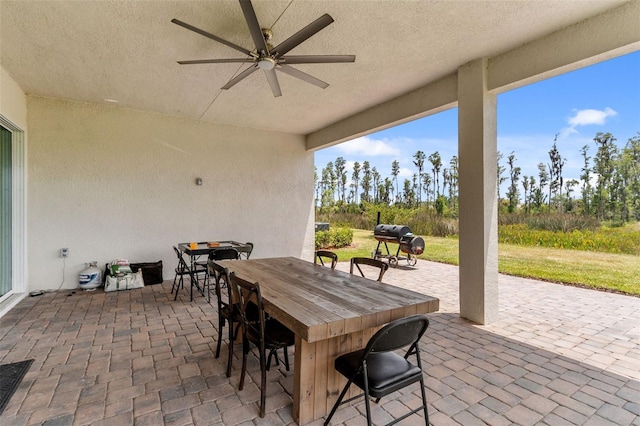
221,256,440,424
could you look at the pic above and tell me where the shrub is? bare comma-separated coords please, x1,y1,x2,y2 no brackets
428,216,459,237
315,230,331,249
498,213,528,226
315,227,354,249
331,228,353,248
435,196,448,216
498,223,640,255
525,213,600,232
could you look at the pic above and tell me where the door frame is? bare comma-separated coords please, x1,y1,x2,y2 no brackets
0,115,27,313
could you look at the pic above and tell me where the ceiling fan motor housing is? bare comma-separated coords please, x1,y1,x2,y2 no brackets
258,57,276,70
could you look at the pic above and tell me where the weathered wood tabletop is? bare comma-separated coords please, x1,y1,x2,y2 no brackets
222,256,439,424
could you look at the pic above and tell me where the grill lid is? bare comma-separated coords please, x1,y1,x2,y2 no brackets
373,224,412,239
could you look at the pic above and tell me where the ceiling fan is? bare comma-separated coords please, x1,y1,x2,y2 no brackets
172,0,355,97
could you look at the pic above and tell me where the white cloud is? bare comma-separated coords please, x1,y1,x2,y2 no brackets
397,167,414,179
560,107,617,138
344,160,356,175
336,136,401,156
568,107,617,126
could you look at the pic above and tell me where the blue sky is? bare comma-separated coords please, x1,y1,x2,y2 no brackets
315,51,640,194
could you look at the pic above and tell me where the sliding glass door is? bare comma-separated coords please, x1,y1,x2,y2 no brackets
1,125,11,298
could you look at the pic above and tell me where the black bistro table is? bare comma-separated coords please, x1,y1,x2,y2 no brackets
177,241,252,300
178,241,252,259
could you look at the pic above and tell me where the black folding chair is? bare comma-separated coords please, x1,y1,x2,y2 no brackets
315,250,338,270
324,314,430,426
209,247,240,261
195,248,239,301
171,246,207,301
242,242,254,259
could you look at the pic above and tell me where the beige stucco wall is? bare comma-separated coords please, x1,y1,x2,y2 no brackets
26,96,314,291
0,66,27,129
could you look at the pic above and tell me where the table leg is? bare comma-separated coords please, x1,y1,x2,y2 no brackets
293,329,374,424
294,336,315,424
190,255,194,302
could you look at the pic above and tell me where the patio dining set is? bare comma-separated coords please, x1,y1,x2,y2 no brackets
169,242,439,425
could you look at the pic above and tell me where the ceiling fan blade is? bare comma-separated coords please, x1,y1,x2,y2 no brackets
178,58,255,65
221,65,259,90
171,18,253,56
239,0,269,54
264,68,282,97
278,64,329,89
281,55,356,64
271,14,334,57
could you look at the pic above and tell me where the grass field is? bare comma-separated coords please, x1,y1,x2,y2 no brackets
333,229,640,296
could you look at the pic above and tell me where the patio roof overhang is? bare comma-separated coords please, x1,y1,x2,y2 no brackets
1,1,637,138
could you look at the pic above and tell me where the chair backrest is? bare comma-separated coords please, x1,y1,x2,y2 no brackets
365,314,429,355
228,272,266,346
208,260,231,309
173,246,189,271
350,257,388,282
209,247,240,261
315,250,338,270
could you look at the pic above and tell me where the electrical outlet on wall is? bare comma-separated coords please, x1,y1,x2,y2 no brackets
60,248,69,257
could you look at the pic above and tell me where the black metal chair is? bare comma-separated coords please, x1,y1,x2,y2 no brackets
171,246,208,301
201,248,239,301
209,247,240,261
242,242,254,259
229,272,295,418
324,315,430,426
315,250,338,270
208,260,242,377
350,257,389,282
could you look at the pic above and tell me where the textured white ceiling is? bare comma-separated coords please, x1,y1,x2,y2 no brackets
0,0,627,135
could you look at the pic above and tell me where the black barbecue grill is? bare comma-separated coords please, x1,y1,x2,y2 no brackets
373,224,424,267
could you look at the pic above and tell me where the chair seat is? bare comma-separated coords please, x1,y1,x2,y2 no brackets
247,317,295,348
192,264,207,273
335,350,422,397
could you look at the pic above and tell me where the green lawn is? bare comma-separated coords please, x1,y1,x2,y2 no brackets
333,229,640,296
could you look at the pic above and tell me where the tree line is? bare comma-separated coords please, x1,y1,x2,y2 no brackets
315,131,640,222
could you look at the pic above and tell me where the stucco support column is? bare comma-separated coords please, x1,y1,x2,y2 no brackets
457,58,499,325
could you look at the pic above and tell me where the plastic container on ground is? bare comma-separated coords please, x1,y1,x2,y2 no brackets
79,261,102,291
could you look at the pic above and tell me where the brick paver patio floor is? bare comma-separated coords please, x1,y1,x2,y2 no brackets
0,259,638,425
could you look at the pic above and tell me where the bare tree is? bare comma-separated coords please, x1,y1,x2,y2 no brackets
548,136,565,211
506,152,521,213
413,150,426,203
351,161,361,204
497,151,507,203
391,160,400,203
428,151,442,197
